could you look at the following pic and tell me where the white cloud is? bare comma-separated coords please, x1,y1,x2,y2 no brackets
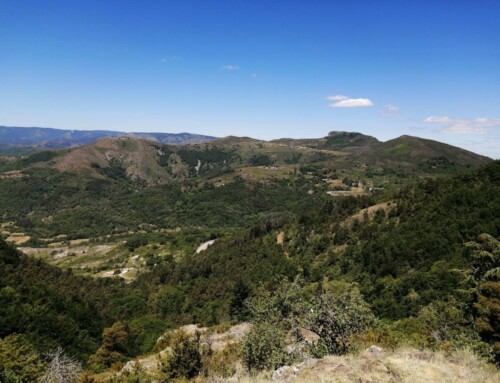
326,95,374,108
422,116,500,135
379,104,400,117
222,65,239,70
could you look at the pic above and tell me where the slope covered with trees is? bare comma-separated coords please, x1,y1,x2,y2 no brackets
0,156,498,380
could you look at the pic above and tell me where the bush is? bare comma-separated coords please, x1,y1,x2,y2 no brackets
307,288,375,355
201,342,239,379
159,330,202,380
241,323,291,371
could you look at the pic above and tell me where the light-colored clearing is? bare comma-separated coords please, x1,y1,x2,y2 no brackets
196,239,216,254
6,234,31,245
343,201,395,227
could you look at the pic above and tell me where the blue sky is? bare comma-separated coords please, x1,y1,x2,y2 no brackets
1,1,499,157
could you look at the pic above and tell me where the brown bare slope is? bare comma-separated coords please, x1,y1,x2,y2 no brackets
53,136,173,185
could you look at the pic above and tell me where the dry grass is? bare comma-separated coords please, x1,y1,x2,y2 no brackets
206,348,498,383
5,232,31,244
110,322,498,383
342,201,395,228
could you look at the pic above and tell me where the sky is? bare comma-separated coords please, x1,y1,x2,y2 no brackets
1,1,499,158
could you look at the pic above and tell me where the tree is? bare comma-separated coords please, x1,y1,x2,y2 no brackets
39,347,81,383
229,279,251,321
247,278,308,331
417,298,465,343
159,331,202,380
307,288,375,355
88,321,128,372
0,334,45,383
466,234,500,362
241,323,289,371
475,282,500,360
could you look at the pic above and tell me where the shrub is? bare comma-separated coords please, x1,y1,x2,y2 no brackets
201,343,239,379
307,288,375,355
241,323,291,371
159,330,202,380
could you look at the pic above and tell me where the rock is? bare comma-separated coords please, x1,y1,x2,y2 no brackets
272,365,301,381
363,345,385,357
298,328,320,344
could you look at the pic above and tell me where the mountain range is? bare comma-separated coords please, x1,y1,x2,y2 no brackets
1,129,488,184
0,125,217,154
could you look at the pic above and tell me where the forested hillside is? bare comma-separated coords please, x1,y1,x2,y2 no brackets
1,161,498,382
128,160,499,326
0,133,498,381
0,133,490,243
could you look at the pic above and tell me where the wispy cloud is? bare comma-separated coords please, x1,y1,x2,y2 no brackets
160,56,180,63
326,95,374,108
222,65,239,70
422,116,500,135
379,104,400,117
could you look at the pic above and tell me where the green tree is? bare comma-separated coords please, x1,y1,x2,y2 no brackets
229,279,251,321
247,278,308,330
241,323,289,372
417,298,465,343
466,234,500,361
241,279,309,371
159,331,202,381
0,334,45,382
88,321,128,372
307,288,375,355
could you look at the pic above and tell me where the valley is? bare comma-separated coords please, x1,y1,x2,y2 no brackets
0,130,498,382
4,2,499,381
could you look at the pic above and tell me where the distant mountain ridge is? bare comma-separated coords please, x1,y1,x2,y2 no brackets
0,126,217,153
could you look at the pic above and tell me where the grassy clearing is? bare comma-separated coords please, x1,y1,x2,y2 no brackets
5,232,31,244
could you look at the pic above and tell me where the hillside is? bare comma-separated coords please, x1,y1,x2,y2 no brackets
0,238,141,359
358,135,491,168
271,131,379,152
2,132,490,185
0,158,499,381
0,132,492,247
0,135,346,186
